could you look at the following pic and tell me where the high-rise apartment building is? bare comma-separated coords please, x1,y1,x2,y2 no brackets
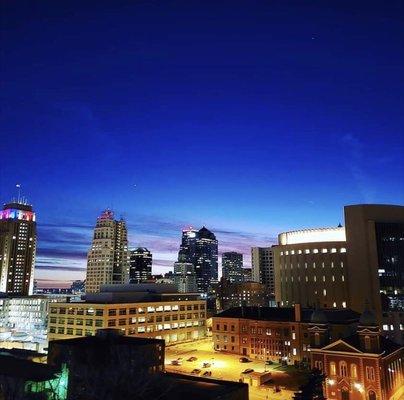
242,267,252,282
173,262,197,293
176,227,218,293
85,210,129,293
222,252,243,283
129,247,152,283
251,247,275,295
0,201,36,296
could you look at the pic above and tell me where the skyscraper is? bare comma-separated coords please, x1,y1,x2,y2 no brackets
251,247,275,295
85,210,129,293
176,226,218,293
222,252,243,283
0,200,36,295
173,262,197,292
195,227,218,293
129,247,152,283
178,228,198,263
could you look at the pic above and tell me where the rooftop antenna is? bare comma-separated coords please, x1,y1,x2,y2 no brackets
16,184,21,203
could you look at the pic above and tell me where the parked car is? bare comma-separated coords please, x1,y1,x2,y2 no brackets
202,371,212,377
191,369,201,375
171,360,182,366
265,360,274,365
202,362,211,368
187,357,198,362
239,357,250,363
242,368,254,374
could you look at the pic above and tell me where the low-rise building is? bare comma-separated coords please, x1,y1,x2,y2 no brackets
311,308,404,400
0,294,66,351
48,284,207,344
216,281,271,312
212,305,359,365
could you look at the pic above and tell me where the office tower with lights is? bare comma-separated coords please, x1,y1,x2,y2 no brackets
0,201,36,296
85,210,129,293
129,247,152,283
178,227,198,263
222,252,243,283
251,247,275,295
195,227,218,293
173,262,197,292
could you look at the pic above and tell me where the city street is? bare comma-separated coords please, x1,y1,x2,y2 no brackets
165,339,307,400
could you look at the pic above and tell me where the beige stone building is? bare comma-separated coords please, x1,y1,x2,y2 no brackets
48,284,206,344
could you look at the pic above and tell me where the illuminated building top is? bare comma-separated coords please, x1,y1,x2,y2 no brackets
0,202,35,222
278,226,346,245
98,209,114,220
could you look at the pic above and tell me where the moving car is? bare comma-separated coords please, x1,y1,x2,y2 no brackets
239,357,250,363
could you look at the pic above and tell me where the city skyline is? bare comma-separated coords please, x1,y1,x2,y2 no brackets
1,1,403,288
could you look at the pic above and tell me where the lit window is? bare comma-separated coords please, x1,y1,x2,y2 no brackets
342,301,346,308
340,248,346,253
350,364,358,379
339,361,348,377
330,362,336,375
313,249,319,254
383,324,389,331
321,248,328,253
305,249,310,254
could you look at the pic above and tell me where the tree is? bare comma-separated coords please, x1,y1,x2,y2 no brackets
293,368,326,400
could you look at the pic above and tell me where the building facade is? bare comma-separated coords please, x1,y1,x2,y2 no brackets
311,309,404,400
85,210,129,293
242,267,252,282
173,262,197,293
251,247,275,295
222,252,243,283
274,205,404,344
129,247,152,283
212,305,359,365
274,227,348,309
48,285,207,344
0,201,36,295
216,281,270,312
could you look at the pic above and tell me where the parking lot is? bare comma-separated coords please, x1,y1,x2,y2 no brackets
165,339,308,400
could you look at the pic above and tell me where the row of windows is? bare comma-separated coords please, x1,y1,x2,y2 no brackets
315,360,375,381
280,248,346,256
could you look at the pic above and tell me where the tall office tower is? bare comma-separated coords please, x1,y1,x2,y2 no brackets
222,252,243,283
178,227,198,263
129,247,152,283
0,201,36,295
251,247,275,295
173,262,197,292
85,210,129,293
195,227,218,293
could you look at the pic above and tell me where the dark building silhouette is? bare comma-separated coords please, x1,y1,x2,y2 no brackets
130,247,152,283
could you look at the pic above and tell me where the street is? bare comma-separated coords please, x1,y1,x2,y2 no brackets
165,339,305,400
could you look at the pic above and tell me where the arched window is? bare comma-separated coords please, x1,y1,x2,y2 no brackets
368,390,376,400
315,332,320,346
314,360,323,371
340,361,348,377
366,366,375,381
350,364,358,379
365,335,371,351
330,362,336,376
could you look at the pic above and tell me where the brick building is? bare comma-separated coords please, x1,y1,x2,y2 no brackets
310,307,404,400
212,305,359,364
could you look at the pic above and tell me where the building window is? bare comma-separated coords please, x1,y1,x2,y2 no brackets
368,390,376,400
350,364,358,379
366,366,375,381
314,360,323,371
330,362,336,376
314,333,320,346
364,335,371,351
340,361,348,377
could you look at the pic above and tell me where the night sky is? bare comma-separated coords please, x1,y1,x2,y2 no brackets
1,1,403,287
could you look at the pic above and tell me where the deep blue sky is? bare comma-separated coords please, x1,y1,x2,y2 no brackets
1,1,403,287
